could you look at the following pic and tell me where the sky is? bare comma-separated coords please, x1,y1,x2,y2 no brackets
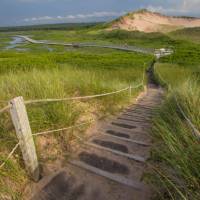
0,0,200,27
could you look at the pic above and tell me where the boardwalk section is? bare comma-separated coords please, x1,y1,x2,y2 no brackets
31,84,163,200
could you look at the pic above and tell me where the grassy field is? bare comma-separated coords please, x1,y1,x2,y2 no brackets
0,25,154,199
169,27,200,44
0,23,200,199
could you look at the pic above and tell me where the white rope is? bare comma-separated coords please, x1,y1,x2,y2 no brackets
33,119,95,136
0,100,7,103
24,86,131,105
0,84,143,112
131,83,143,89
0,105,10,114
0,142,20,169
174,95,200,138
156,68,200,137
0,120,95,170
30,82,143,136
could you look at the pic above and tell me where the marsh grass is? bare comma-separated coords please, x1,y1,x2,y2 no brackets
150,63,200,199
0,42,150,199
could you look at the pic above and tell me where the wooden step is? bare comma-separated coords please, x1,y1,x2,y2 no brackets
117,117,150,124
69,160,146,190
101,132,150,146
85,142,146,162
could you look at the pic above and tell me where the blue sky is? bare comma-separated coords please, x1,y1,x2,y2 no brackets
0,0,200,26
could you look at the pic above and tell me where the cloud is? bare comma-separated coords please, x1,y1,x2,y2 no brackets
146,5,179,14
147,0,200,15
181,0,200,12
23,11,126,22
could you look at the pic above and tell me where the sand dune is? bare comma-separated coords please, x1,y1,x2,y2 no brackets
110,9,200,33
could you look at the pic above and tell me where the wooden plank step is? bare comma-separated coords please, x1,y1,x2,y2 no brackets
123,111,152,117
102,125,149,135
111,122,137,129
125,109,153,114
101,132,150,146
117,117,150,124
69,160,145,190
126,105,155,111
127,108,154,113
129,104,155,110
85,142,146,163
136,101,160,105
113,119,151,128
121,113,151,120
101,129,150,142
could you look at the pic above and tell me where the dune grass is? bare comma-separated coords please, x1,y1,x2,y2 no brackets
149,63,200,199
169,27,200,44
0,41,152,199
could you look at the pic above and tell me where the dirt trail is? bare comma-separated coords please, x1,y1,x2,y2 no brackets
29,64,164,200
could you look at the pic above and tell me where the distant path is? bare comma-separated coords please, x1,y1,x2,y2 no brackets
16,35,154,55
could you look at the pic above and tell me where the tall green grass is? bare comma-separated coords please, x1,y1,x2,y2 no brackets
150,63,200,199
0,46,151,199
0,66,145,132
169,27,200,44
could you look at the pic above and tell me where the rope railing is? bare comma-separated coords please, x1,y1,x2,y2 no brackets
0,120,95,170
174,95,200,138
0,142,20,169
0,100,7,103
0,105,10,114
33,119,95,136
30,82,144,135
24,86,130,105
155,67,200,138
0,80,144,170
24,84,143,105
0,83,143,110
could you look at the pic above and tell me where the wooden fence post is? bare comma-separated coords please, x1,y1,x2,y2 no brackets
9,96,40,182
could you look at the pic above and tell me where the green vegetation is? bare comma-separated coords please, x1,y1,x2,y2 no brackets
170,27,200,44
150,56,200,199
0,34,12,49
0,27,153,199
99,30,174,48
160,41,200,68
0,22,200,199
0,49,150,130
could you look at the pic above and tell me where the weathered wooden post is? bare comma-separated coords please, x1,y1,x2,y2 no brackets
9,96,40,182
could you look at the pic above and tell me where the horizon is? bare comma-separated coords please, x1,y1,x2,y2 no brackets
0,0,200,27
1,9,200,28
0,21,103,28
